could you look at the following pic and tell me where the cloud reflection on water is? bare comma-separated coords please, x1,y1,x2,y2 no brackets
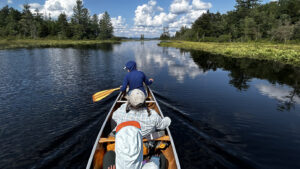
114,42,206,83
256,84,300,105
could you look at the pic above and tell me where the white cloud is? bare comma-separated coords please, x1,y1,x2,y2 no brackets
192,0,212,10
29,0,77,18
111,16,129,36
7,0,13,4
98,13,104,20
170,0,190,14
132,0,211,37
134,0,176,27
29,3,43,10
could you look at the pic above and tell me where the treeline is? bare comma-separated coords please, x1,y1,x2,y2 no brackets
0,0,115,40
173,0,300,43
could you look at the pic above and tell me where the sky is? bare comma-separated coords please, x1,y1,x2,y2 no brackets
1,0,277,38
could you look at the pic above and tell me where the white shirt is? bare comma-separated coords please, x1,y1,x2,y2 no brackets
112,103,171,136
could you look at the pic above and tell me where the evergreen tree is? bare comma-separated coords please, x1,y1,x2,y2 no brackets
90,14,100,38
98,11,113,39
57,13,70,39
71,0,89,39
19,4,33,37
2,7,21,37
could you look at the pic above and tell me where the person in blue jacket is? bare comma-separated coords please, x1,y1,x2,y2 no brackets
120,61,153,96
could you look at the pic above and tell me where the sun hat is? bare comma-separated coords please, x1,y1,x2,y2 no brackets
115,123,143,169
129,89,146,107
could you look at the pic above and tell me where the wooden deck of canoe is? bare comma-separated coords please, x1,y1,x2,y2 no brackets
86,87,181,169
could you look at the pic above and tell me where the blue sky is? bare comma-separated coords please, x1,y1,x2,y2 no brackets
1,0,276,37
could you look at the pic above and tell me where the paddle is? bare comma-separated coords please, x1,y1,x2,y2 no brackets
92,87,121,102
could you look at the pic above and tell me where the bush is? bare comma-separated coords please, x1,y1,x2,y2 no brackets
218,34,232,42
110,36,122,41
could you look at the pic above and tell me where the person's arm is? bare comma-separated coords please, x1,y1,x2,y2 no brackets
112,104,126,122
143,73,153,85
152,110,171,130
120,75,128,92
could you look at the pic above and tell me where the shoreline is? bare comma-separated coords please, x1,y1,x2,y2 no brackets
0,39,121,50
158,41,300,67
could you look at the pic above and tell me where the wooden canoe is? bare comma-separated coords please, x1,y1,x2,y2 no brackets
86,87,181,169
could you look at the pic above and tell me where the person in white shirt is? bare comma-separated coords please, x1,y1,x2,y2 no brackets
103,121,160,169
112,89,171,137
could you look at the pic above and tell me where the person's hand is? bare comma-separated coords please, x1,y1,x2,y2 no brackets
108,165,115,169
120,85,122,88
149,78,154,82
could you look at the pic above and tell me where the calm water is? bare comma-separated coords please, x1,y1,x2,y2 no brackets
0,41,300,169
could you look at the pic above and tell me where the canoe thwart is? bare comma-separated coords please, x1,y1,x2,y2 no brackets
99,135,170,143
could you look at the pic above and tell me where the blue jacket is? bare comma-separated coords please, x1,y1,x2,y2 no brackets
121,61,152,94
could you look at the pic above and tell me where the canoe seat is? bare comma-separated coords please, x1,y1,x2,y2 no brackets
116,101,156,103
99,135,170,143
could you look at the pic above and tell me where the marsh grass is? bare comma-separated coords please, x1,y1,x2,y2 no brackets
159,41,300,66
0,39,120,50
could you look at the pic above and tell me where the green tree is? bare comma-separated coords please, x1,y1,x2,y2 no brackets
0,6,9,31
293,21,300,40
98,11,113,39
90,14,100,39
272,15,295,43
242,17,258,40
3,7,21,37
71,0,90,39
19,4,33,37
57,13,70,39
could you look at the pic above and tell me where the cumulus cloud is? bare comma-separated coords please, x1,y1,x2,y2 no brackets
111,16,129,36
170,0,190,14
192,0,212,10
134,0,177,27
132,0,212,37
29,0,77,18
7,0,13,4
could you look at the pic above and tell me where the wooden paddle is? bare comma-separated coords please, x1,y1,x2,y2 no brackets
92,87,121,102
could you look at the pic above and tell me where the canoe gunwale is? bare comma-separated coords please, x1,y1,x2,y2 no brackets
85,92,122,169
148,89,181,169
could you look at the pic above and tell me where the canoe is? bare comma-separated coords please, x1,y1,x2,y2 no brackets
86,87,181,169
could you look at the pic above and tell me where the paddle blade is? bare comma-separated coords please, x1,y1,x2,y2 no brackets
92,87,120,102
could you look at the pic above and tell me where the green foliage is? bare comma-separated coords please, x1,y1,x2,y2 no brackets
174,0,300,43
98,12,113,40
218,34,232,42
0,0,115,40
159,41,300,66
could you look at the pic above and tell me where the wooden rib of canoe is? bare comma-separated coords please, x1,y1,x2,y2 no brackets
86,87,181,169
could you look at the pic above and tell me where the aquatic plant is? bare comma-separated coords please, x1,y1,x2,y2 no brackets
158,41,300,66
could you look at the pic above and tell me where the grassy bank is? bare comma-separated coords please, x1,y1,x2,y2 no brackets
158,41,300,66
0,39,121,50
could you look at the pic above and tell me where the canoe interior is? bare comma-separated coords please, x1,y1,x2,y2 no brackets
89,88,179,169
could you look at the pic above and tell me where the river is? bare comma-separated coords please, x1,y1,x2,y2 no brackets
0,41,300,169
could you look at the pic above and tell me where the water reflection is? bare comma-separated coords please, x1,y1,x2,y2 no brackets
114,42,206,82
189,50,300,108
256,84,300,111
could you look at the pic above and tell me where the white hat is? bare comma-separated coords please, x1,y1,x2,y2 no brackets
115,125,143,169
129,89,146,107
